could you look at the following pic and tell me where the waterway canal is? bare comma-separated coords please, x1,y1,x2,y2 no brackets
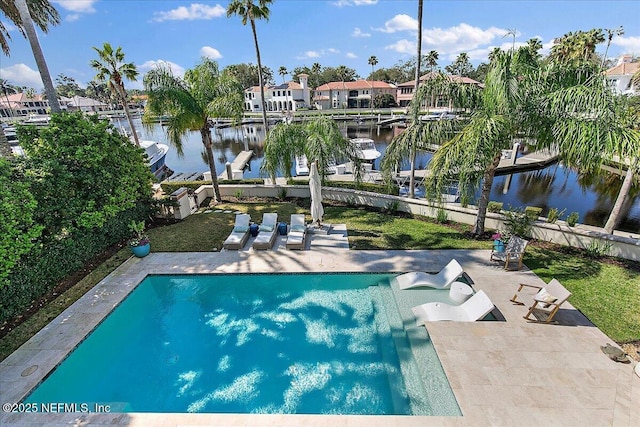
135,119,639,234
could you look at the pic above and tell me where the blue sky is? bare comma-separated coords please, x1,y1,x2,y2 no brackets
2,0,639,90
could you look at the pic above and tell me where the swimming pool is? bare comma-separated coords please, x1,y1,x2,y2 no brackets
25,273,460,415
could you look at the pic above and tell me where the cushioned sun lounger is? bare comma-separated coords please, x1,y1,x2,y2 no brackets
252,213,278,250
393,259,464,290
411,290,494,324
223,214,251,250
286,214,307,250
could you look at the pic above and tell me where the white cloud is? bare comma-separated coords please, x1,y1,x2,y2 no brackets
385,39,416,55
375,14,418,33
152,3,226,22
65,14,80,22
332,0,378,7
296,48,340,60
352,27,371,38
346,52,357,59
422,23,508,55
200,46,222,59
297,51,321,59
0,64,43,89
138,60,186,78
613,36,640,55
52,0,97,13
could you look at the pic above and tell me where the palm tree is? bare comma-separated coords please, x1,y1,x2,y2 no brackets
0,79,17,118
1,0,59,56
336,65,349,111
278,65,289,113
144,58,244,202
13,0,61,113
422,50,531,235
90,42,140,146
425,50,439,73
544,75,639,234
368,55,378,110
227,0,273,133
311,62,322,89
602,26,624,67
408,0,424,198
261,117,361,184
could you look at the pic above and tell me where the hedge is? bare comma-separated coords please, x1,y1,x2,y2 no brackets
0,203,152,324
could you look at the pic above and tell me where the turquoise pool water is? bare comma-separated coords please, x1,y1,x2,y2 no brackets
25,273,460,415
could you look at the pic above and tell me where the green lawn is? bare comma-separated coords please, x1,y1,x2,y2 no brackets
1,201,638,362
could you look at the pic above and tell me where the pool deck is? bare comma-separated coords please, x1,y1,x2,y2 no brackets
1,228,638,426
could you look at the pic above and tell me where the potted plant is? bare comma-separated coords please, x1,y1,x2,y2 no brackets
128,220,150,258
491,232,505,253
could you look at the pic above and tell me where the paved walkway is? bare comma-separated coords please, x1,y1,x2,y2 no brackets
1,233,638,426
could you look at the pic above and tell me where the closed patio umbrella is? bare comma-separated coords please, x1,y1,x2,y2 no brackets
309,161,324,227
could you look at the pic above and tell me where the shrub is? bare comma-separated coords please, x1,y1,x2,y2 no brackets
585,240,613,258
384,200,399,213
0,204,152,323
503,207,534,238
487,201,503,213
277,186,288,201
546,207,566,224
524,206,543,220
567,211,580,227
436,208,449,224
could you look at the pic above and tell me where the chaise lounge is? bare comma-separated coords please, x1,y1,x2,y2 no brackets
286,214,307,250
411,290,495,324
222,213,251,250
252,213,278,250
393,259,464,290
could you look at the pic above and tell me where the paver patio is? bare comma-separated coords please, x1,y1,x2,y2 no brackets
0,229,638,426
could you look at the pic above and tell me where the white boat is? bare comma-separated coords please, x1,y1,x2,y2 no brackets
140,140,170,179
295,155,309,176
350,138,381,162
24,114,51,125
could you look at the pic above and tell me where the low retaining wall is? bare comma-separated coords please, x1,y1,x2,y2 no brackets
194,184,640,261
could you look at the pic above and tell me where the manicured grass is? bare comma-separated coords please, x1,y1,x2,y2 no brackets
1,201,638,362
525,247,640,343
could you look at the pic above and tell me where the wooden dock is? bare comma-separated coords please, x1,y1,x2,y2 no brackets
377,116,406,126
218,150,254,179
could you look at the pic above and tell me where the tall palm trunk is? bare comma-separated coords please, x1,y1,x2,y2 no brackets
408,0,423,198
202,127,222,201
250,18,269,133
117,83,140,146
603,164,635,233
15,0,60,114
473,153,502,235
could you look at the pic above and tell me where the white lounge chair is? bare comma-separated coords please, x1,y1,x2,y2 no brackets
411,290,494,324
393,259,464,290
252,213,278,250
223,214,251,250
286,214,307,250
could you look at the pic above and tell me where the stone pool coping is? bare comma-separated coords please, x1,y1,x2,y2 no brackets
1,240,638,426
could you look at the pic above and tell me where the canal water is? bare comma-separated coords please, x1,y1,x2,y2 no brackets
133,119,639,234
